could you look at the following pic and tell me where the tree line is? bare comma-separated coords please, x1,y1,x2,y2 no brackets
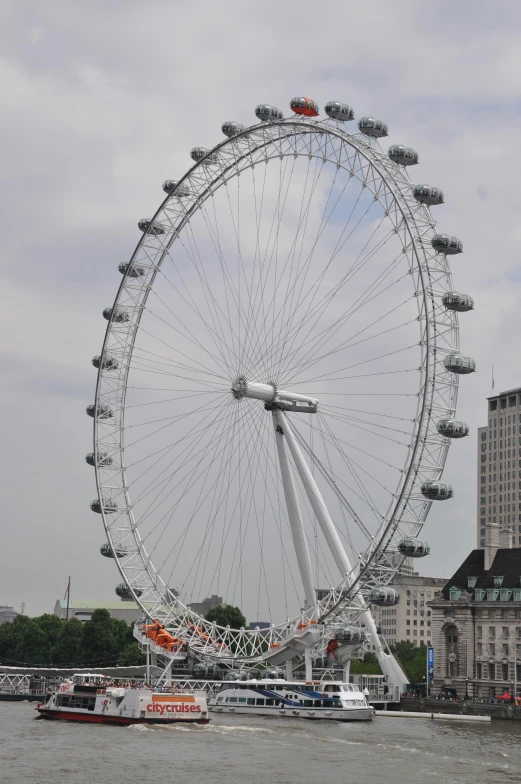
0,610,145,667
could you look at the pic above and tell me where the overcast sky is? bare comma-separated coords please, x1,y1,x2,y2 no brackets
2,0,521,618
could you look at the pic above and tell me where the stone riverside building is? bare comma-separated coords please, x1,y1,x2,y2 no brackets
477,386,521,549
429,533,521,698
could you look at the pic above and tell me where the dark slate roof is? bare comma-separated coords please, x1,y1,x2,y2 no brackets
441,549,521,599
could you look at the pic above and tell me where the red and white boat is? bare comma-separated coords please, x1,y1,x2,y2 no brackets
36,673,209,726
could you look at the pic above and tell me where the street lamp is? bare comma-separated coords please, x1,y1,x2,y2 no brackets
464,678,469,700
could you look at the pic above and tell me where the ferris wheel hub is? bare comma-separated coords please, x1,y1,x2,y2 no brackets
231,376,319,409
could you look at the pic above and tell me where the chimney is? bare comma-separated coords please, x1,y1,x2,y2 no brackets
499,527,513,550
484,522,500,571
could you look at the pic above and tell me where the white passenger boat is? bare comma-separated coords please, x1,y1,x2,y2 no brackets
36,673,209,726
209,679,373,721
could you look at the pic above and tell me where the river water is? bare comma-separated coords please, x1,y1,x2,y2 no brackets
2,702,521,784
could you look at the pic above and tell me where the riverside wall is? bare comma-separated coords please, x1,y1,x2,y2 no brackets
391,696,521,721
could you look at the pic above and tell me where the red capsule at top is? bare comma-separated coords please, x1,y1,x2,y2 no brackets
290,97,319,117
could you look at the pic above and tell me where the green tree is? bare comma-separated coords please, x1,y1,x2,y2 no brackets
118,642,146,666
390,641,427,683
350,653,382,675
81,609,117,665
33,614,63,663
50,619,84,665
205,604,246,629
0,618,19,664
14,618,48,664
111,618,134,650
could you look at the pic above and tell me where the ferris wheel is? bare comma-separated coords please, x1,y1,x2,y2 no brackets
87,96,475,683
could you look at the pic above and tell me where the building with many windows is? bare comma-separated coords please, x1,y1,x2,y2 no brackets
477,387,521,549
370,574,447,648
429,535,521,699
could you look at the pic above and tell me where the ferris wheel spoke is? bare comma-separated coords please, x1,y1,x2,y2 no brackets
135,323,229,380
263,165,356,381
157,401,254,581
130,398,240,522
267,202,392,379
131,345,227,380
153,266,241,376
249,156,328,380
177,219,246,373
272,222,398,382
124,395,229,450
243,154,308,376
276,249,407,384
280,291,417,385
142,300,233,378
144,403,259,573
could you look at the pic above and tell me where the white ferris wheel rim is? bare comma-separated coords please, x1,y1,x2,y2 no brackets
91,112,460,660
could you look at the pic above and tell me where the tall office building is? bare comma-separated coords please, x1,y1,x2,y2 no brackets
477,387,521,549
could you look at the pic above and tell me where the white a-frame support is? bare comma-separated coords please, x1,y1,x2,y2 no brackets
275,410,408,689
273,412,316,612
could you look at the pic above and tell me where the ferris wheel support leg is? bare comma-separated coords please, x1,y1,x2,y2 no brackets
304,648,313,682
278,412,351,577
343,659,351,682
279,412,409,689
273,412,316,613
286,659,293,681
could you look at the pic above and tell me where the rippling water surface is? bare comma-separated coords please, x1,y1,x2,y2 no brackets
3,702,521,784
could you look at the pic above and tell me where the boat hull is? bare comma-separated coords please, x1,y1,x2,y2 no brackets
209,705,373,722
36,708,209,726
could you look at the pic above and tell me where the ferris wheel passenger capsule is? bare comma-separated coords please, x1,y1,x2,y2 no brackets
190,147,219,164
85,452,113,467
90,497,118,514
421,481,453,500
92,354,119,371
358,117,388,138
431,234,463,255
103,306,129,323
324,101,354,121
443,353,476,375
162,180,192,197
367,587,400,606
290,97,319,117
221,121,247,137
115,583,142,599
413,184,444,206
138,219,166,235
334,626,365,644
397,538,430,557
255,104,284,122
436,418,469,438
100,543,125,558
118,261,146,278
388,145,418,166
86,403,113,419
441,291,474,312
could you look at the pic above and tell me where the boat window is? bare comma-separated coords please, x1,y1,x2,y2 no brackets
265,699,274,706
238,698,246,704
247,698,255,705
229,697,237,703
303,700,313,707
256,698,265,706
314,699,321,707
333,700,342,708
323,700,333,708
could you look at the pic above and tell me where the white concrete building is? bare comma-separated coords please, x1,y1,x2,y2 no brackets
477,387,521,549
